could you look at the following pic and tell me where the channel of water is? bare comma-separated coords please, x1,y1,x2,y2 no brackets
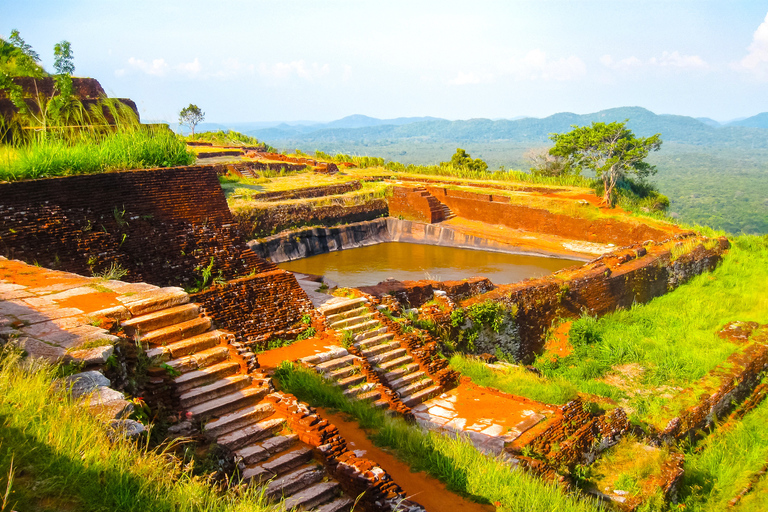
278,242,578,288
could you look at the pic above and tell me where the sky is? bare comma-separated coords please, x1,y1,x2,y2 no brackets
1,0,767,124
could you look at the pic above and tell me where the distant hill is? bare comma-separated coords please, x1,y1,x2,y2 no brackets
727,112,768,129
248,107,768,149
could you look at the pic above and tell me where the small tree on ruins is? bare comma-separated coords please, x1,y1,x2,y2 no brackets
549,120,662,205
179,103,204,137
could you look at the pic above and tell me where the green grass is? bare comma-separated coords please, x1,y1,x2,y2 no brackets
273,362,599,512
0,348,271,512
678,389,768,511
449,354,579,405
0,126,195,181
534,234,768,426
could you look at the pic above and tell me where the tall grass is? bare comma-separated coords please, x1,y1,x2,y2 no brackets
273,362,599,512
534,235,768,425
0,348,270,512
449,354,579,405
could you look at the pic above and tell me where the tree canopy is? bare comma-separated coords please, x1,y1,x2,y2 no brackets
445,148,488,173
179,104,205,136
549,121,662,205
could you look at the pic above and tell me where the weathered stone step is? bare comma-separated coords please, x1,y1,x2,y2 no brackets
329,363,360,380
373,398,390,409
383,363,420,381
325,306,369,325
187,386,269,421
141,316,212,346
261,434,299,456
343,383,378,399
266,466,324,500
396,377,434,397
357,389,382,402
341,319,379,334
403,385,442,407
378,354,414,372
145,330,224,361
207,403,279,441
300,347,348,366
336,373,366,389
361,341,401,358
120,287,189,317
315,496,354,512
174,360,240,393
283,481,340,511
218,416,286,450
368,348,407,366
355,333,395,350
319,297,368,316
236,442,272,465
122,303,200,337
329,313,374,330
354,327,388,342
262,446,314,475
389,370,428,390
235,433,301,465
167,346,230,374
179,375,252,408
316,355,357,373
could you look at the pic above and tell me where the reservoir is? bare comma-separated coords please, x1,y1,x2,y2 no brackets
278,242,578,287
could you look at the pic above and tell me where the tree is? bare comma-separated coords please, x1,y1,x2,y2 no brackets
549,121,662,205
446,148,488,173
179,104,204,136
53,40,74,75
525,148,572,177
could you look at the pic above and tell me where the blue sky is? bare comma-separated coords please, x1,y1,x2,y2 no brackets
2,0,767,123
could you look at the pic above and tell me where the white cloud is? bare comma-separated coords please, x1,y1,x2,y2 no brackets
175,58,201,75
258,60,330,81
502,50,587,81
651,51,708,69
600,54,643,71
126,57,169,76
735,12,768,79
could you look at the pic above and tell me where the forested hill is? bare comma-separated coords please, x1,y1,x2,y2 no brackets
248,107,768,149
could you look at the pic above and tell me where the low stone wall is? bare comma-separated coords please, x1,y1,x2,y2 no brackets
388,186,442,223
358,276,494,308
247,181,362,202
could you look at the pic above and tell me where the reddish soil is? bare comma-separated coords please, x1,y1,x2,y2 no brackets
543,321,573,359
257,335,341,373
318,408,496,512
0,260,89,288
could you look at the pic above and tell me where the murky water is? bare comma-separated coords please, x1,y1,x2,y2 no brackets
279,242,578,287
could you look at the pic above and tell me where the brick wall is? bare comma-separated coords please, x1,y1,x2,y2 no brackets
388,187,440,223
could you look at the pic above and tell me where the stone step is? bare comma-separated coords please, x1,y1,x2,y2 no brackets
355,333,395,350
316,354,357,373
141,316,212,346
262,446,314,475
167,346,230,374
329,313,374,330
300,347,348,366
343,383,378,399
315,496,354,512
361,341,401,358
235,433,301,466
122,303,200,337
354,327,388,342
204,402,276,439
328,364,360,381
383,363,420,381
325,306,369,325
403,385,442,408
242,465,273,486
283,481,340,511
235,443,271,465
266,466,324,500
144,330,224,361
341,319,380,334
368,348,407,366
179,375,252,408
396,377,434,397
373,398,390,409
187,386,269,422
357,389,382,402
388,370,428,390
336,373,366,389
120,287,189,317
218,417,286,450
174,360,241,393
378,354,415,372
318,297,368,316
260,434,299,456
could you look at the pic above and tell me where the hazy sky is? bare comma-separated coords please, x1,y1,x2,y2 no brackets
2,1,767,123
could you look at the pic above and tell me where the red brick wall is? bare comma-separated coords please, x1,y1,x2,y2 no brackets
388,186,439,223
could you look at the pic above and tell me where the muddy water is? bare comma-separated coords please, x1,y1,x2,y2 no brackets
279,242,577,288
317,408,496,512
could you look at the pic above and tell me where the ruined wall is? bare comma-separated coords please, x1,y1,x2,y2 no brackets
234,200,388,238
358,276,494,308
388,186,441,223
191,270,313,346
424,185,675,246
247,181,362,202
464,236,730,362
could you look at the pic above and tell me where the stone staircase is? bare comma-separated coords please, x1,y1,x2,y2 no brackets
412,187,456,222
123,290,354,512
308,297,442,408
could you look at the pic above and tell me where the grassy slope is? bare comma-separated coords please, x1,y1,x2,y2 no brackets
273,362,599,512
532,235,768,426
0,349,270,512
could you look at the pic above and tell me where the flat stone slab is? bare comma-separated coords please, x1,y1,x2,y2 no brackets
63,371,111,398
